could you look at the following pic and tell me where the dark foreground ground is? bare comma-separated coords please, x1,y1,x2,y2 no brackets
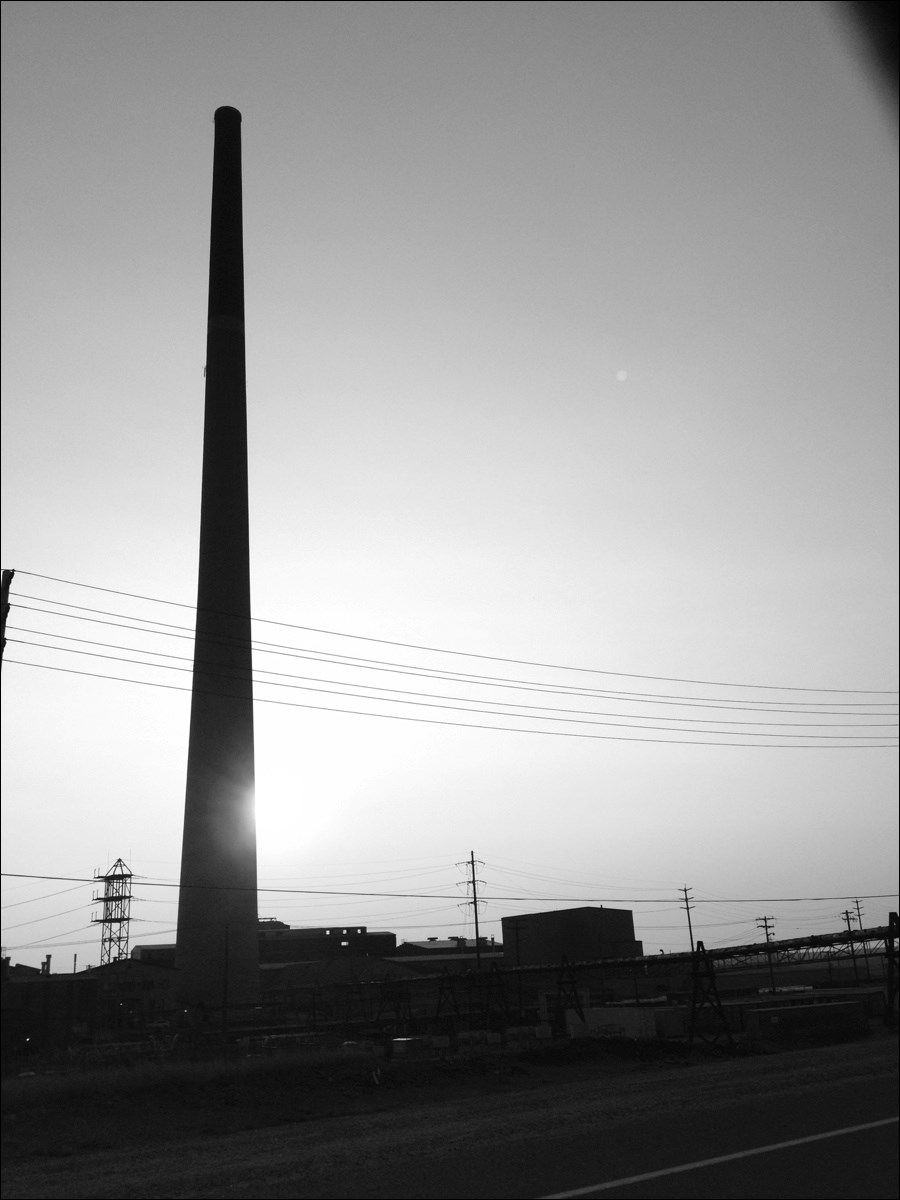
2,1029,897,1199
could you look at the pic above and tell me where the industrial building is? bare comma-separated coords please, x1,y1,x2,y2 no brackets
4,914,895,1062
389,936,504,973
1,956,177,1059
258,920,397,962
501,906,643,967
132,920,397,968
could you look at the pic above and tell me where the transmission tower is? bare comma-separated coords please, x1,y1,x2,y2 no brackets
458,851,484,968
92,858,133,964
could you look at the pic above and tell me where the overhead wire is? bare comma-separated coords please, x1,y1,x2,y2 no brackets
3,873,896,904
7,595,897,715
8,626,898,730
1,883,90,910
11,570,898,694
2,904,93,931
7,655,896,747
8,633,897,739
5,572,896,747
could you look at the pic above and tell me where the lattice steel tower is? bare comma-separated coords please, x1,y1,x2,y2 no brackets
92,858,133,965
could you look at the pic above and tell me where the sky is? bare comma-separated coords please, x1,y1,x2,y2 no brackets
1,1,897,971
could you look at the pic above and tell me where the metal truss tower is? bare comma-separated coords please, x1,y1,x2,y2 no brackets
92,858,133,965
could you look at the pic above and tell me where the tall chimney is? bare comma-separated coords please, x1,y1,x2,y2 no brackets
176,107,258,1014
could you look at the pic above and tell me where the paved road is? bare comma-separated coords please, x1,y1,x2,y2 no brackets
3,1040,897,1198
278,1071,899,1199
541,1116,898,1199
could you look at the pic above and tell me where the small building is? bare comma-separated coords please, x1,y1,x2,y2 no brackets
131,921,398,970
502,907,643,967
131,943,177,967
1,956,178,1062
389,936,504,973
257,920,397,963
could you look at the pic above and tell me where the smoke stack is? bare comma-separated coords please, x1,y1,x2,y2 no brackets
175,107,259,1013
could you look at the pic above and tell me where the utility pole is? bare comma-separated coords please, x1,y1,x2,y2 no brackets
460,851,483,968
855,898,872,980
841,908,861,984
756,915,776,993
0,568,14,670
681,887,695,953
756,915,775,942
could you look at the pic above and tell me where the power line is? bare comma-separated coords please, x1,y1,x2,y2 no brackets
2,904,92,931
7,659,896,747
9,633,897,734
11,570,897,694
1,883,88,910
3,872,897,903
10,626,898,730
14,596,897,713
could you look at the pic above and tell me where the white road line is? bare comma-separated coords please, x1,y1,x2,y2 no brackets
539,1115,899,1198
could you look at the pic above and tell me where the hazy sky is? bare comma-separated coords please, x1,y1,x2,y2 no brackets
2,1,897,970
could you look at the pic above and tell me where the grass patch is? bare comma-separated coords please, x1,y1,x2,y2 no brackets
2,1046,393,1159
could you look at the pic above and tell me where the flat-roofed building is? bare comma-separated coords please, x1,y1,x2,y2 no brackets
502,907,643,967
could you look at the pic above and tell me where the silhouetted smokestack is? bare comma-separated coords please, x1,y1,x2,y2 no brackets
176,107,258,1013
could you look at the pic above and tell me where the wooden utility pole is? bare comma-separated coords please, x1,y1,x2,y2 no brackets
756,915,776,993
841,908,861,984
681,886,695,953
855,898,872,980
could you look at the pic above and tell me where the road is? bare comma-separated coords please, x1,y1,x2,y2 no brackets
543,1118,898,1199
537,1080,898,1200
2,1036,897,1199
285,1072,898,1199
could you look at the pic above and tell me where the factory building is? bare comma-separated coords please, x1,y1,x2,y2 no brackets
501,907,643,967
1,956,177,1060
131,920,397,969
389,936,504,973
257,920,396,962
